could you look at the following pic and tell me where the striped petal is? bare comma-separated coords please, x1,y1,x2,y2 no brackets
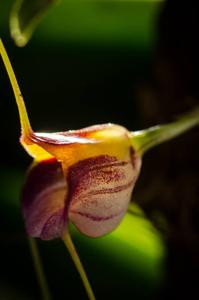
22,158,67,240
68,151,141,237
21,149,141,240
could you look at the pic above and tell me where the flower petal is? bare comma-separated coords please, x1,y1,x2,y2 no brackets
22,158,67,240
21,125,142,240
28,124,133,166
68,152,141,237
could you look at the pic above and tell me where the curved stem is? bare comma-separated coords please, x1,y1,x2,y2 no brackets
130,106,199,155
28,237,52,300
62,229,96,300
0,38,32,136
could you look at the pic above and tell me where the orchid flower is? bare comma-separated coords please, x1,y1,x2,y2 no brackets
1,39,199,300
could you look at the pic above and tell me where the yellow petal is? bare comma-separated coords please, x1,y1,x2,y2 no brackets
29,124,133,170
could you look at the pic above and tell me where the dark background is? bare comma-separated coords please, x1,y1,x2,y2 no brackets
0,0,199,299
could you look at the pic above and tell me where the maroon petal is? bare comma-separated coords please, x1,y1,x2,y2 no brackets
68,152,141,237
22,158,67,240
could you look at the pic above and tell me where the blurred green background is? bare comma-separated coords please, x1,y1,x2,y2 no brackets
0,0,199,299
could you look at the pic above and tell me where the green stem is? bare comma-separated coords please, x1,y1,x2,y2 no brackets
62,230,96,300
28,237,52,300
130,106,199,155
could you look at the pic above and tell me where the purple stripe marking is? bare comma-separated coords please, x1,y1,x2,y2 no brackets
88,161,129,172
70,210,123,222
84,179,135,196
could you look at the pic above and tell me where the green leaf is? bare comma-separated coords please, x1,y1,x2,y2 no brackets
9,0,162,48
10,0,59,47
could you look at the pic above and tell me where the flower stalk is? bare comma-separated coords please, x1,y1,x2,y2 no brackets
62,230,96,300
28,237,52,300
